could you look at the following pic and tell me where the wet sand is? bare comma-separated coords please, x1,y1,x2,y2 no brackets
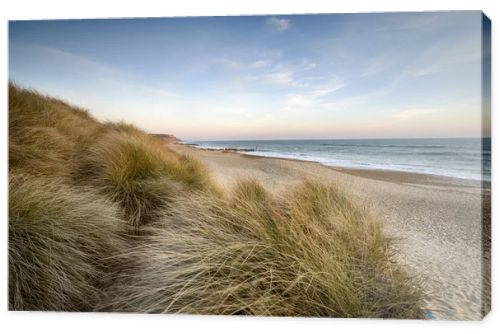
172,144,490,320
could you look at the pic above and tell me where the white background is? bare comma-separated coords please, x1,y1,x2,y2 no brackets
0,0,497,333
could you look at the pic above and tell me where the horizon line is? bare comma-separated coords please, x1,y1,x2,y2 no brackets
176,136,490,142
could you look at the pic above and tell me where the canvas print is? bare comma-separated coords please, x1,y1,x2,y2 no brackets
8,11,491,320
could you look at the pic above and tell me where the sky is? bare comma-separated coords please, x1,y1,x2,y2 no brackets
9,11,488,140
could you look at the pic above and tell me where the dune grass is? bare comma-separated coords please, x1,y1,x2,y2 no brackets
9,83,102,179
99,179,423,318
9,174,127,311
75,129,215,228
10,83,215,229
8,84,424,317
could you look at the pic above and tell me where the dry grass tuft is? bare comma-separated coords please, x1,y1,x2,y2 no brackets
9,174,127,311
9,83,102,179
75,130,214,228
99,179,423,318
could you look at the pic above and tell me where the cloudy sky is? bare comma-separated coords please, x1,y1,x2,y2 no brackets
9,11,487,140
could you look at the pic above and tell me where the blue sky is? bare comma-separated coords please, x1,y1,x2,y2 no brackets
9,12,486,140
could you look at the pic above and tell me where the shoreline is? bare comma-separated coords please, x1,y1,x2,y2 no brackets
170,143,488,320
178,143,488,188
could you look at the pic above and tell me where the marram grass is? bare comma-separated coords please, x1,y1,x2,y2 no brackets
9,174,127,311
8,83,424,317
75,129,215,228
9,83,102,179
99,179,423,318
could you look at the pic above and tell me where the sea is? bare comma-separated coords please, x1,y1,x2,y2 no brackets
188,138,491,182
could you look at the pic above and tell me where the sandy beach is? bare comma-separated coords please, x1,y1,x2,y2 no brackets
172,143,490,320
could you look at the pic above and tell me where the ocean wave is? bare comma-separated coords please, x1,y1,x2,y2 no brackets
241,151,486,181
317,143,449,149
191,140,488,181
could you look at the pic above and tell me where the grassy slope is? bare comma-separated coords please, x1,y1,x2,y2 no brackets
8,84,424,318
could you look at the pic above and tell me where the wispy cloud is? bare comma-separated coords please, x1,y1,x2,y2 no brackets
404,37,480,78
208,54,277,72
264,70,296,86
359,55,393,78
256,60,318,87
307,79,344,98
252,60,271,68
284,79,344,111
266,17,290,31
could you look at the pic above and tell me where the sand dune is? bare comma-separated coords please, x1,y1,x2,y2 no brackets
172,144,489,320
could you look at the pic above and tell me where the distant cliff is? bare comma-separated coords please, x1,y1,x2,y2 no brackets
151,133,180,144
